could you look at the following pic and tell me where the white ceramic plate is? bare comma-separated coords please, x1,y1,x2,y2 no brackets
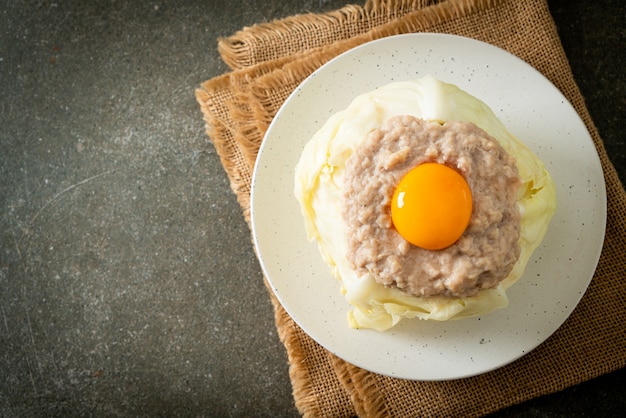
250,34,606,380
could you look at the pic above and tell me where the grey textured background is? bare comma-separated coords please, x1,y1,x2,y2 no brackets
1,0,624,416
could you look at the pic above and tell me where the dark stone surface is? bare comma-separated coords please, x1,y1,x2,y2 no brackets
0,0,623,416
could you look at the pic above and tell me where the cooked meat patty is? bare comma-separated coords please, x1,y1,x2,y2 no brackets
343,115,522,297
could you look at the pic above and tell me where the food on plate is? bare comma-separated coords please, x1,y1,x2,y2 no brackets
344,116,522,298
294,75,557,331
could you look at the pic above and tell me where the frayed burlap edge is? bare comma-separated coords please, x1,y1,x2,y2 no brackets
195,55,295,221
218,0,449,70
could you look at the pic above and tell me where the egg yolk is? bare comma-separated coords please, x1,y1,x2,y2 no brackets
391,163,472,250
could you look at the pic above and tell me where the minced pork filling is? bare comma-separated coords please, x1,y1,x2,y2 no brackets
342,115,522,298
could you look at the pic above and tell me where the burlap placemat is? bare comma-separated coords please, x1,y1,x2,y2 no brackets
196,0,626,416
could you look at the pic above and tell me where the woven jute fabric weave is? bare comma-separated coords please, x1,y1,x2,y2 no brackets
196,0,626,416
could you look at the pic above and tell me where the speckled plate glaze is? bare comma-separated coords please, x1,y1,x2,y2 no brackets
250,33,606,380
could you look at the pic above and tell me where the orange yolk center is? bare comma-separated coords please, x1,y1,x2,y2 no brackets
391,163,472,250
